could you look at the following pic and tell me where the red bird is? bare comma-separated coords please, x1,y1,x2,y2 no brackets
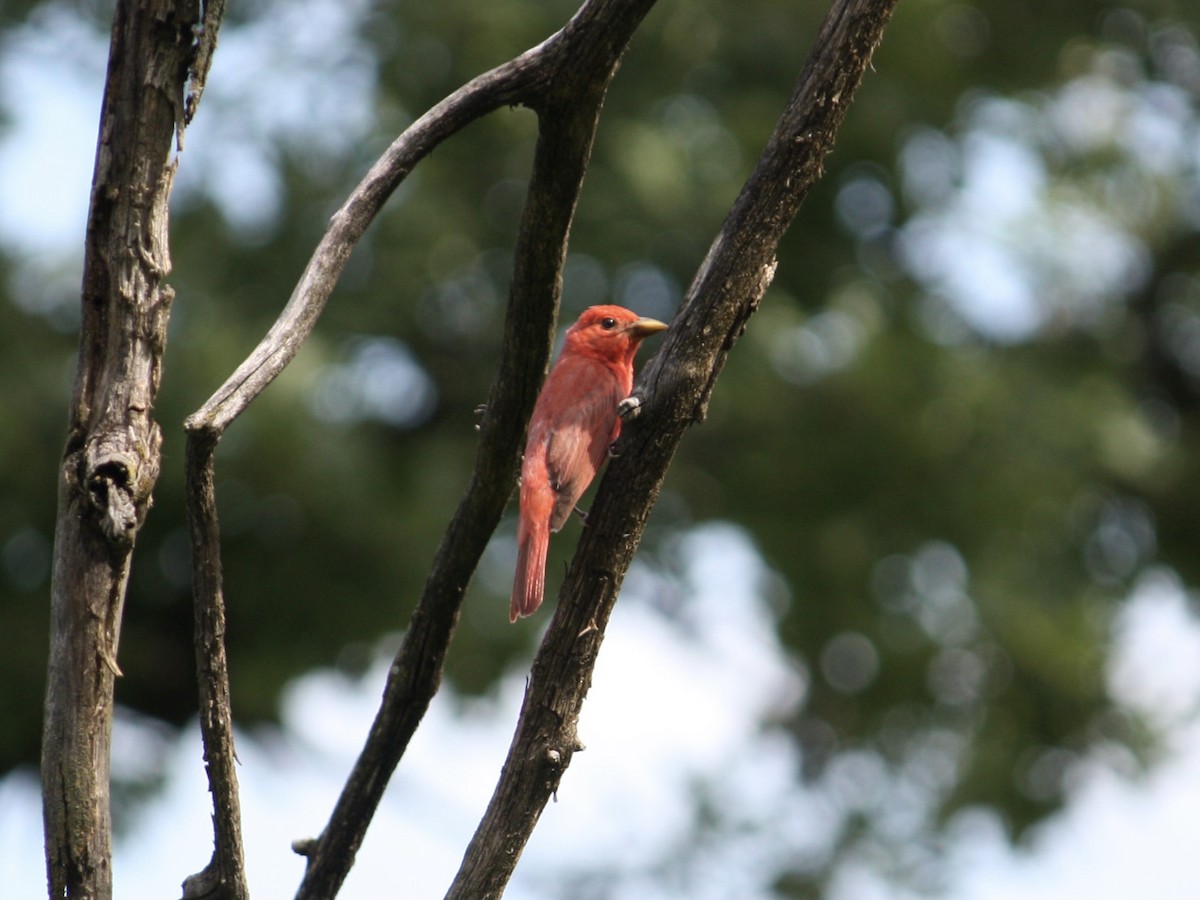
510,305,668,621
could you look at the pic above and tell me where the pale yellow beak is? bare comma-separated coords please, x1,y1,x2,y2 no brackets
629,317,668,338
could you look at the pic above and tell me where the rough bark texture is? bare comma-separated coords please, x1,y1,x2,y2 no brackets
42,1,218,898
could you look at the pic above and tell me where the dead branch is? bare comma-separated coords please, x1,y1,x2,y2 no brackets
42,1,214,897
446,1,900,896
177,1,657,898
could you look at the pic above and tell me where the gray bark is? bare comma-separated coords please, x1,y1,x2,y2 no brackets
41,1,222,897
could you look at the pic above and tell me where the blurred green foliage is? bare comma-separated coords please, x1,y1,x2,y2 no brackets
3,0,1200,891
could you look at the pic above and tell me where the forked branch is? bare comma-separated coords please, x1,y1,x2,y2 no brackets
446,1,901,895
179,0,659,897
291,1,660,894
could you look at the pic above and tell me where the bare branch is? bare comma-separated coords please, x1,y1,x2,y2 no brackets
184,40,545,438
42,0,212,896
174,0,657,896
180,431,247,900
185,0,662,439
446,0,901,894
291,1,659,896
177,37,551,893
177,25,546,900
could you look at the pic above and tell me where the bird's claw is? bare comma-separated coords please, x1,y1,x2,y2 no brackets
617,394,642,420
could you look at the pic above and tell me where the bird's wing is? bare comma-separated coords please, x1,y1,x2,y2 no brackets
541,361,625,531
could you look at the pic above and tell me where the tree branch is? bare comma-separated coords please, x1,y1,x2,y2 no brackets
42,1,210,897
446,1,900,895
180,431,247,900
178,27,543,900
289,2,660,897
175,0,658,897
179,34,544,897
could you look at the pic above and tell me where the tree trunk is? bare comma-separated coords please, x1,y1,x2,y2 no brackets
41,1,204,896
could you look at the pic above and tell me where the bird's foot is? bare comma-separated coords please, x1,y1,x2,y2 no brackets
617,394,643,420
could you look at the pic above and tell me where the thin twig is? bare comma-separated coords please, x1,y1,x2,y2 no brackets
446,1,901,896
181,431,248,900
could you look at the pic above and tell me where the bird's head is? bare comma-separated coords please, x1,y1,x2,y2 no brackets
563,305,669,363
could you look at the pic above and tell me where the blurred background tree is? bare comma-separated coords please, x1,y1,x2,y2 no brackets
3,0,1200,894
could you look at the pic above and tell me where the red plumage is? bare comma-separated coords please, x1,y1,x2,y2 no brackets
510,305,668,621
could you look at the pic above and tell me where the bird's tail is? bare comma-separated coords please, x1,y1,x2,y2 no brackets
510,520,549,622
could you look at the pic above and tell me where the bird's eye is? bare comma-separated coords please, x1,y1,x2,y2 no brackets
600,317,617,330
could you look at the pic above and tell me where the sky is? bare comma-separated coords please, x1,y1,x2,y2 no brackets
4,528,1200,898
4,4,1200,899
